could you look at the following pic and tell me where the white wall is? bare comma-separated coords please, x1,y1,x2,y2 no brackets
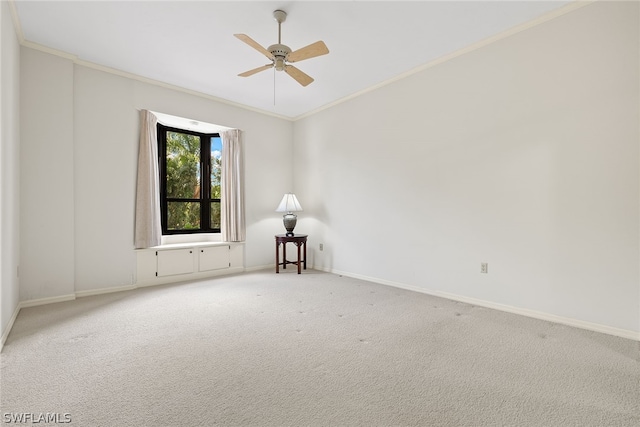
1,0,21,342
20,48,75,301
294,1,640,333
20,52,292,298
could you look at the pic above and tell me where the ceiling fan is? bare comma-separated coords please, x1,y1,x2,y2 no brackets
234,10,329,87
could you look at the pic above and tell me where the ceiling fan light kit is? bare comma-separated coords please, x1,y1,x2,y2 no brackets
234,10,329,87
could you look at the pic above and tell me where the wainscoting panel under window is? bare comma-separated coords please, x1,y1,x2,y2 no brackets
136,242,244,286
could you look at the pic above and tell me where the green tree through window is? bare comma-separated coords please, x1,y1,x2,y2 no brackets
158,124,221,234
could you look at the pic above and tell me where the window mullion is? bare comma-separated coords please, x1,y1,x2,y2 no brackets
201,135,210,231
159,126,169,232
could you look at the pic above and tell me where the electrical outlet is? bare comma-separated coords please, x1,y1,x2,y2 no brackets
481,263,488,274
319,243,324,251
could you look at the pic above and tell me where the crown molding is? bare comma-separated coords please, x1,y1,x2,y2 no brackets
20,39,293,121
294,0,596,121
7,0,24,43
12,12,293,122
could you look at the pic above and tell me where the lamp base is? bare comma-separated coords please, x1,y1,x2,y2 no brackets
283,213,297,236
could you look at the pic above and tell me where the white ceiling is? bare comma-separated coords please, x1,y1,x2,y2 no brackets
12,0,573,119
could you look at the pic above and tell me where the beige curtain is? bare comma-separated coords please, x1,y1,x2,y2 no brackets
220,129,246,242
134,110,162,249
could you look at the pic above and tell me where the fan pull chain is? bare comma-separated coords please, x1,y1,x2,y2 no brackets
273,67,276,105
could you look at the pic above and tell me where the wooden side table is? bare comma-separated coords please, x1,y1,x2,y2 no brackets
275,234,307,274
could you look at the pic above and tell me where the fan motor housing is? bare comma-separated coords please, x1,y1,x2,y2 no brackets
268,43,291,71
268,43,291,58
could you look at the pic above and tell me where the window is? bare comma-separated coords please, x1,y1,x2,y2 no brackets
157,124,222,234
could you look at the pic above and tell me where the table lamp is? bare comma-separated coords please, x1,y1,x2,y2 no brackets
276,193,303,236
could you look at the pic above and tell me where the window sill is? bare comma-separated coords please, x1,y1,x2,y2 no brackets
148,241,239,251
161,233,222,246
134,234,244,252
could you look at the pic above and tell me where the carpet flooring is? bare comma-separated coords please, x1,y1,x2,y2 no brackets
1,270,638,426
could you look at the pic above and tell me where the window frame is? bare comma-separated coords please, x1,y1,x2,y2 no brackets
157,123,221,235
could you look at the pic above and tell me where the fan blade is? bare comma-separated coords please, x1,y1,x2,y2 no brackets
284,65,314,87
287,41,329,63
234,34,273,60
238,64,273,77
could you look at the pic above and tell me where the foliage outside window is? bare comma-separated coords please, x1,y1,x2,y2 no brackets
158,124,222,234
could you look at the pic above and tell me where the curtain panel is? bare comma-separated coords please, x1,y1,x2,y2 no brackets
220,129,246,242
134,110,162,249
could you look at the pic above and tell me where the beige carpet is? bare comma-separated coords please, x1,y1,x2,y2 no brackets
1,270,638,426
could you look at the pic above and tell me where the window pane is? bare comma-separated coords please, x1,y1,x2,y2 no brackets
210,136,222,199
168,201,201,230
210,202,221,230
166,131,201,199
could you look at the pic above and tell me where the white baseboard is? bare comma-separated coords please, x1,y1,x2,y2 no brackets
75,284,137,298
244,264,273,272
327,268,640,342
0,304,21,353
20,294,76,308
247,264,320,273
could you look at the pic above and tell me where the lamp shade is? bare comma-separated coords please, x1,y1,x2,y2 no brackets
275,193,303,213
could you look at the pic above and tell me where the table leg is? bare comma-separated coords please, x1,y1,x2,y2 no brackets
276,241,280,273
303,240,307,270
297,242,301,274
283,242,287,269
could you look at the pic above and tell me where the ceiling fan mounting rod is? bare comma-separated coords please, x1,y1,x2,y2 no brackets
269,10,290,71
273,10,287,44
